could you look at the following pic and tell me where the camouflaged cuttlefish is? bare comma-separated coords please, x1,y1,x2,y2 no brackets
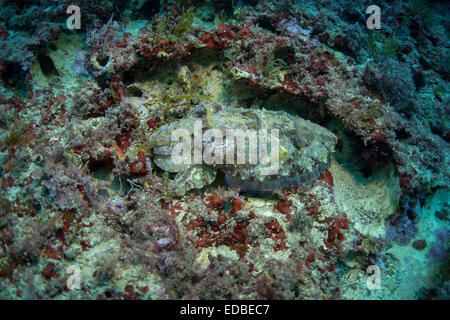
149,105,337,196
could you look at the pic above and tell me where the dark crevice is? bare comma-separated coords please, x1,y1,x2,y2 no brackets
97,55,109,67
89,158,114,181
140,0,161,20
328,119,392,179
37,54,59,78
261,92,332,126
255,16,277,34
273,46,295,61
1,61,27,87
123,70,135,86
413,71,426,90
125,85,143,97
395,128,411,141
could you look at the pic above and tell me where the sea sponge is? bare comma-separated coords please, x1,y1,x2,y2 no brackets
386,213,418,246
429,227,449,262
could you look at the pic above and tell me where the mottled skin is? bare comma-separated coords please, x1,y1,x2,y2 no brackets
150,105,337,196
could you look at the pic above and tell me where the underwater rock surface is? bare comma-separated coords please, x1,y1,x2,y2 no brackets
0,0,448,301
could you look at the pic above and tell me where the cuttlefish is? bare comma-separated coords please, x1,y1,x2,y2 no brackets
150,105,337,196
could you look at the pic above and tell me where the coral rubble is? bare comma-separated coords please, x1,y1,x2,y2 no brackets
0,0,448,300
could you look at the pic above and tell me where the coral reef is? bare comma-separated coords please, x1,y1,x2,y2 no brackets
0,0,448,300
